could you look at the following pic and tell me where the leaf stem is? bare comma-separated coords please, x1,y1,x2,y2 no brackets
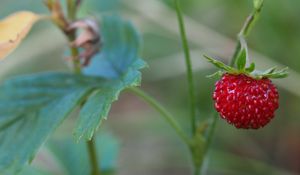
129,87,190,145
87,138,101,175
67,0,76,20
67,0,82,74
173,0,197,134
65,1,100,174
230,0,264,66
69,44,82,74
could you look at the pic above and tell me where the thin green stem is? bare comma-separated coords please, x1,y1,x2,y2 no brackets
87,139,100,175
65,1,100,174
204,113,218,154
67,0,76,20
230,42,241,67
230,0,264,67
173,0,197,134
129,87,190,145
194,167,201,175
69,45,82,74
66,0,82,73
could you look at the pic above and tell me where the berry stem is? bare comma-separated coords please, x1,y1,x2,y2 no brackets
173,0,197,135
230,0,264,67
129,87,190,145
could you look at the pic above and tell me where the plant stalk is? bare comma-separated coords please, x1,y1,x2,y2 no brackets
173,0,197,135
194,167,200,175
88,139,100,175
230,0,264,66
204,113,218,154
66,0,82,74
66,1,100,175
129,87,190,145
67,0,76,20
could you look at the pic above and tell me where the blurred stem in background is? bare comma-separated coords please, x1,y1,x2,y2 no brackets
129,87,190,145
173,0,202,174
173,0,197,135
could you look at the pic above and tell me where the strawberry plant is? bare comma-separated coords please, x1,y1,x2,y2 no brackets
0,0,290,175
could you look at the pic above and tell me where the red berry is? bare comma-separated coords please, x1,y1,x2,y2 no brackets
213,73,279,129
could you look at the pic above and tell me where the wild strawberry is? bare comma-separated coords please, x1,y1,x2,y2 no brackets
213,73,279,129
204,45,288,129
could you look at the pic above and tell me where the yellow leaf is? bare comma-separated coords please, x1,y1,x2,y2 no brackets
0,11,40,59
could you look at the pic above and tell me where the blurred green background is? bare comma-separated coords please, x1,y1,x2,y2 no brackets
1,0,299,174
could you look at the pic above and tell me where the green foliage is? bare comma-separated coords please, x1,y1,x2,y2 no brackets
253,0,264,10
190,134,206,169
80,0,120,15
245,63,255,73
204,54,288,79
203,55,235,72
236,48,247,70
0,16,145,174
48,132,119,175
0,73,93,175
77,15,145,141
19,166,51,175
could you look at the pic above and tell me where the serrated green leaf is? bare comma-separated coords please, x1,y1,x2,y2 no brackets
76,15,145,141
203,55,235,72
83,15,145,78
0,85,92,175
245,62,255,73
74,90,115,141
0,15,145,173
0,71,140,173
48,132,119,175
236,48,247,70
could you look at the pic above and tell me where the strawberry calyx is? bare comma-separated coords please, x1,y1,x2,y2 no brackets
204,33,288,80
203,54,288,80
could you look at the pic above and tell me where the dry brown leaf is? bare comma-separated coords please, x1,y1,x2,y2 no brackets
0,11,41,59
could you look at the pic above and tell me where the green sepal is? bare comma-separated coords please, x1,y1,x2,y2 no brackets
262,67,289,79
206,71,223,79
262,66,277,74
203,54,288,80
245,62,255,72
236,48,247,70
203,55,236,72
252,67,288,79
